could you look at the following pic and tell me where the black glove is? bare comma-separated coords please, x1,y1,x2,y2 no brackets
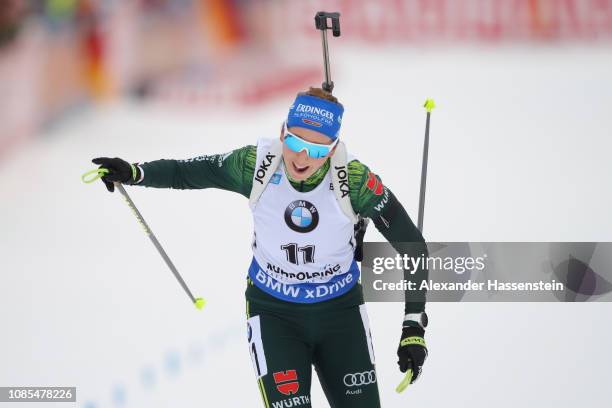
91,157,140,192
397,326,428,383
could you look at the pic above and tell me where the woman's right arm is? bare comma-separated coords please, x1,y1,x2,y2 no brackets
92,145,257,198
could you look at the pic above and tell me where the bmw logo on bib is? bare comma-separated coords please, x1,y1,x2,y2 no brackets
284,200,319,233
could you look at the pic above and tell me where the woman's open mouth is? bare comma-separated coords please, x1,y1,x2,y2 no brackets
292,162,310,175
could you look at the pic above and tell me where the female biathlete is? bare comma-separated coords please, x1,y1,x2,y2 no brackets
92,87,429,407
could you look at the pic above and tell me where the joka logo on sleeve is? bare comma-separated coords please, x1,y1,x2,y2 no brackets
273,370,300,395
254,152,276,185
334,165,350,198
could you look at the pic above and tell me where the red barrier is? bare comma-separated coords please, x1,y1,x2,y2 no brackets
246,0,612,44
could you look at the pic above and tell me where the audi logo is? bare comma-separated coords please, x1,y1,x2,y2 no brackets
343,370,377,387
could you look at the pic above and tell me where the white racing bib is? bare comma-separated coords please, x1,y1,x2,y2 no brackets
248,138,359,303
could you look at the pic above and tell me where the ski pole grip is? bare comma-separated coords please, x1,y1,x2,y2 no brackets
395,369,413,393
315,11,341,37
81,167,109,183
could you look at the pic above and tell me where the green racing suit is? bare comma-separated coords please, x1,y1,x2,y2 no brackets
134,144,427,407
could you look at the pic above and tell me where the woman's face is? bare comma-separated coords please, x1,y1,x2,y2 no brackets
280,126,337,181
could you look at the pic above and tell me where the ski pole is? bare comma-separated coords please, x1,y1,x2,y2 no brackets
81,168,206,310
314,11,341,93
417,99,436,232
396,99,436,394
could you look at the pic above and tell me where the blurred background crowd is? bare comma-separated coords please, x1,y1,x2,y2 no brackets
1,0,611,160
1,2,612,407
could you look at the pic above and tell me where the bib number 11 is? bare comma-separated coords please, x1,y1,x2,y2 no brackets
281,243,315,265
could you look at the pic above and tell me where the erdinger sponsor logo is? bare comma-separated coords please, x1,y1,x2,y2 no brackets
284,201,319,233
254,152,276,185
267,262,341,282
295,104,335,120
334,165,350,198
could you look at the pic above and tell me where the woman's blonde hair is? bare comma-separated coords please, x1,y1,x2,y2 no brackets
298,87,343,109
